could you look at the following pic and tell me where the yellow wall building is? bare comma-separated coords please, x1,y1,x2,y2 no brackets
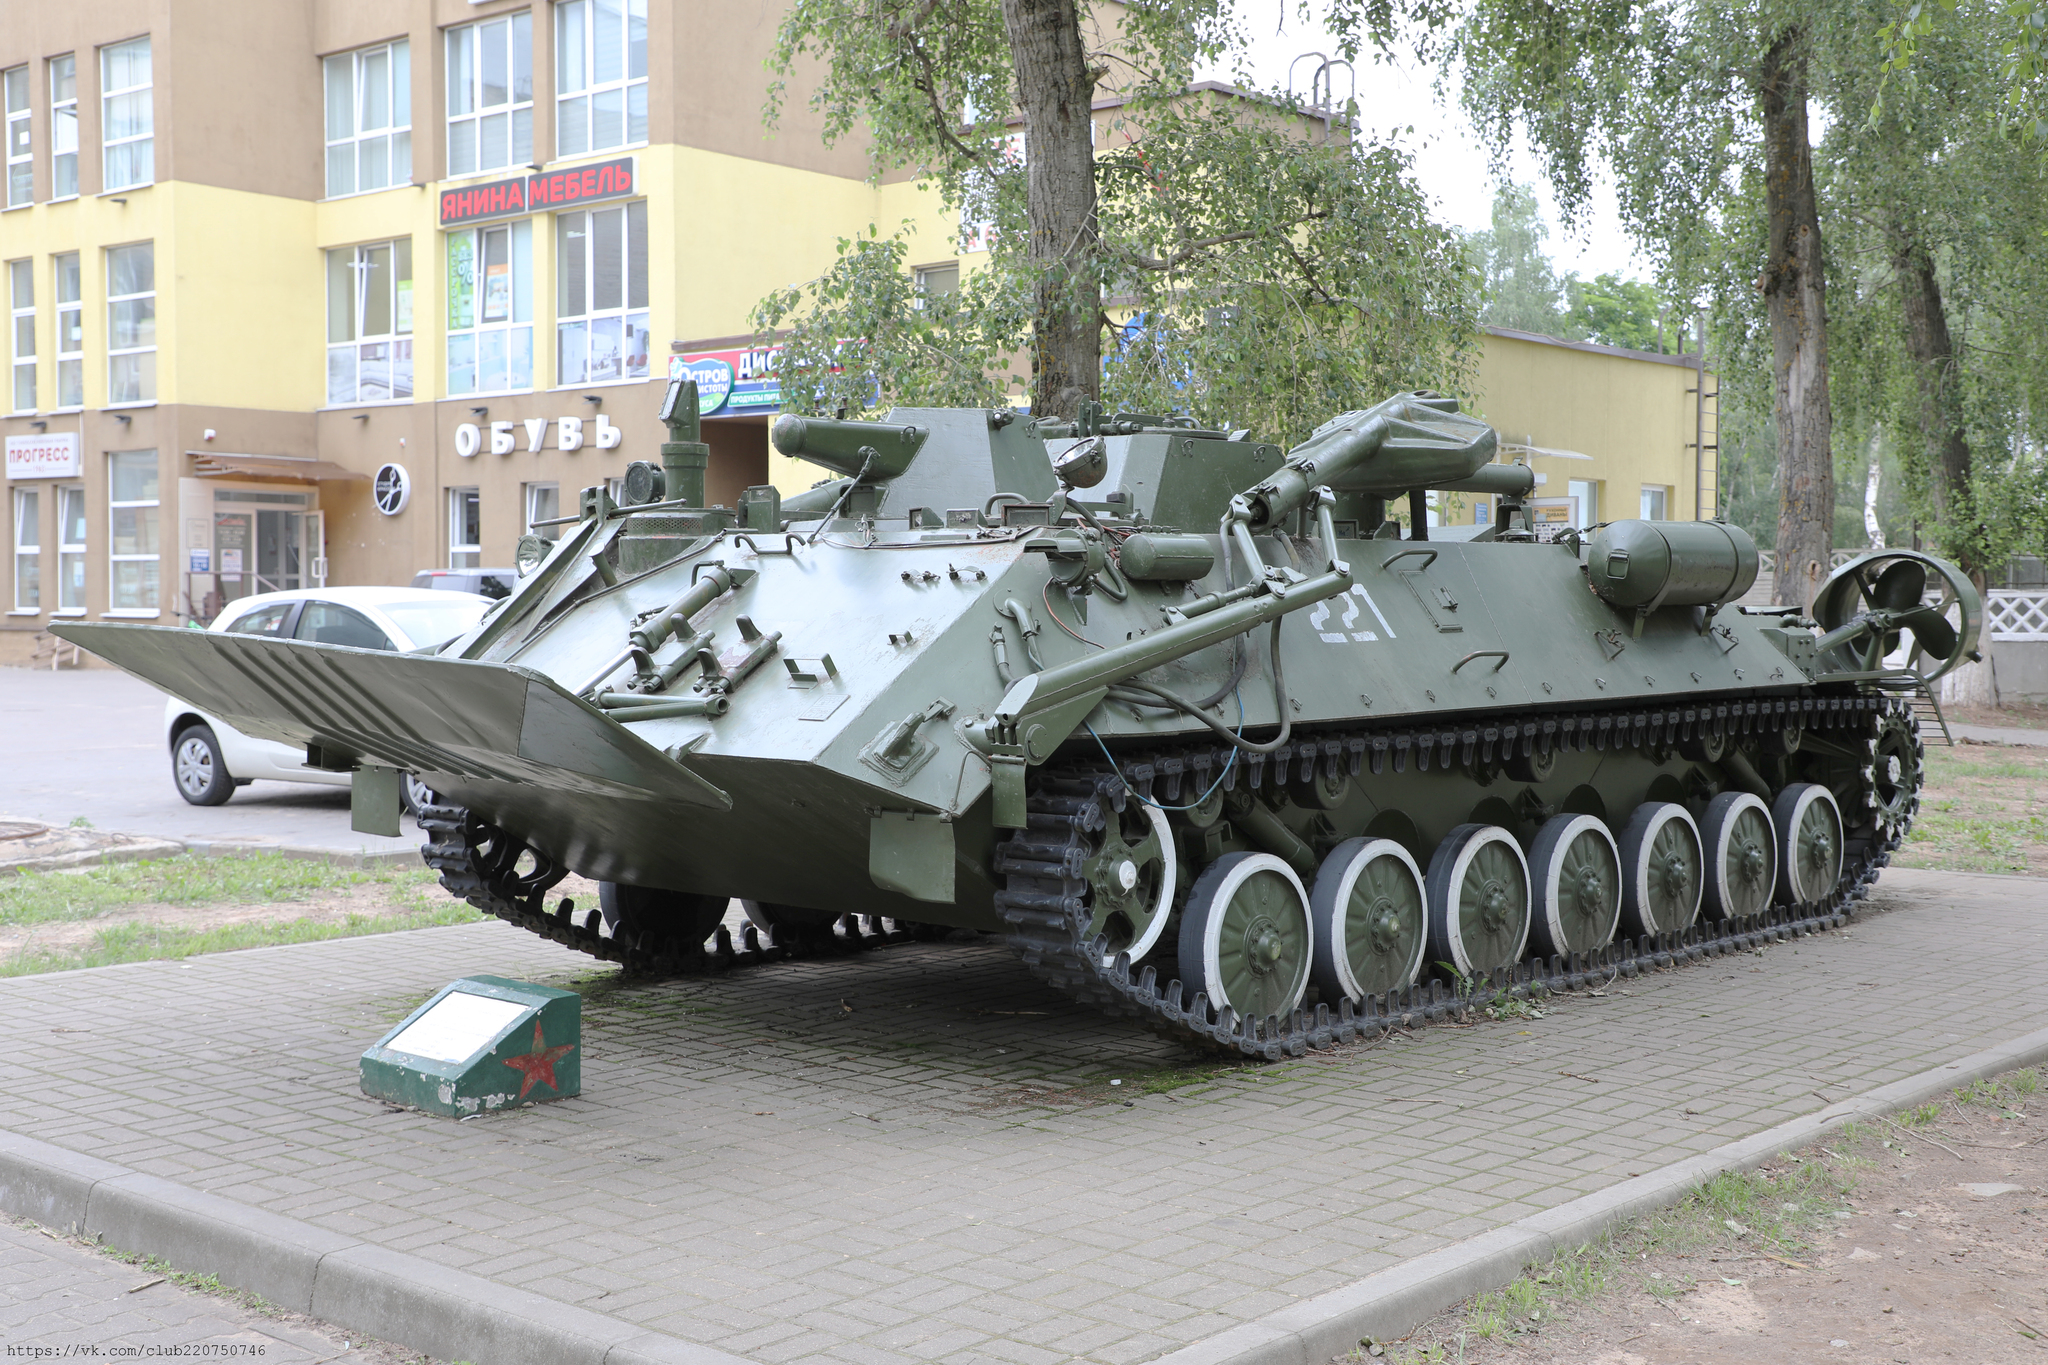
1,0,1717,664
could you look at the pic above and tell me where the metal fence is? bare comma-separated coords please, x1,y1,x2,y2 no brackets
1754,549,1861,576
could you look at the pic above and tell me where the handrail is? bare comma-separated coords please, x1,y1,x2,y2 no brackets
1380,548,1439,571
1451,649,1509,674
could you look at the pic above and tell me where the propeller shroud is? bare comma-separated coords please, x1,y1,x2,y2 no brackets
1809,550,1981,686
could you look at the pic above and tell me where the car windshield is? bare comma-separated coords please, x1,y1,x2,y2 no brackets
380,598,491,649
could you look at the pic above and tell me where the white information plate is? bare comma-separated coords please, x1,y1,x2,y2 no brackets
384,991,528,1063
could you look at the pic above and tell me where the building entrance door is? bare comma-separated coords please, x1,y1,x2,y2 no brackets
252,509,303,595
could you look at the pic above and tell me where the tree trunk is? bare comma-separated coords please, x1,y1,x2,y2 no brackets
1889,229,1974,575
998,0,1099,420
1756,28,1834,609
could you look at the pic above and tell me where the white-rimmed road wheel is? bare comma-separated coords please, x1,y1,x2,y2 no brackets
1308,838,1427,1004
1425,824,1530,978
1082,800,1176,966
1618,802,1703,938
1178,852,1312,1023
1772,782,1843,906
1527,813,1621,958
1700,791,1776,920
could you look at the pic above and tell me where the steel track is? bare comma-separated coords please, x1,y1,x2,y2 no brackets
992,691,1915,1060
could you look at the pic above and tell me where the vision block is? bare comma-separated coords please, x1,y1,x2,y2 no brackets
360,975,581,1117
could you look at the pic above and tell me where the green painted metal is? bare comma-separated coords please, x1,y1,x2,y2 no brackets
359,975,580,1118
47,385,1986,1029
1181,852,1313,1020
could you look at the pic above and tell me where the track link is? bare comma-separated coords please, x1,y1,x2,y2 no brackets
416,803,916,975
994,691,1911,1060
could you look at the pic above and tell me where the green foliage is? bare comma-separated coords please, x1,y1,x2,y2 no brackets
1876,0,2048,143
1565,274,1667,351
750,229,1028,416
1466,183,1569,333
0,852,442,928
760,5,1477,442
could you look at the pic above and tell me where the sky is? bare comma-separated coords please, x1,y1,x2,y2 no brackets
1195,2,1653,283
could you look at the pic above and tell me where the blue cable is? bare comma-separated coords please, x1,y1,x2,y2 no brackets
1085,687,1244,812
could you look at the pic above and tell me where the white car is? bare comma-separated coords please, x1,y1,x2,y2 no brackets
164,586,494,808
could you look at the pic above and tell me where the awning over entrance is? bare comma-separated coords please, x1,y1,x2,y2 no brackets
187,451,369,482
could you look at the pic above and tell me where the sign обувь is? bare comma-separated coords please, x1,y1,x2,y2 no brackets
455,415,623,457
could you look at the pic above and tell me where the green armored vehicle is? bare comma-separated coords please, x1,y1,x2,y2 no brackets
57,383,1979,1058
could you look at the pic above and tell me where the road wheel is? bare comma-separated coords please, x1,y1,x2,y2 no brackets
1308,837,1426,1003
599,882,729,954
1425,824,1530,978
400,773,436,817
1178,852,1313,1024
171,725,235,807
1527,813,1621,958
1773,783,1843,906
1701,791,1776,920
1619,802,1703,938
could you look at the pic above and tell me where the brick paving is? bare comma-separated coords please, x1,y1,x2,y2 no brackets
1,866,2044,1364
0,1217,369,1358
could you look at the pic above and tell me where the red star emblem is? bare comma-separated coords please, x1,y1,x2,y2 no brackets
500,1020,576,1099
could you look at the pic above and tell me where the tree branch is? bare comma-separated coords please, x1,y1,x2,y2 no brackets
1120,211,1333,271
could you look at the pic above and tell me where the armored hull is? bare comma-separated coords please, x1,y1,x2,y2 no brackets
58,388,1979,1058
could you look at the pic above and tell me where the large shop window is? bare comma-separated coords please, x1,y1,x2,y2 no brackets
555,0,646,159
448,487,481,569
11,488,36,611
107,243,154,405
54,252,81,408
101,38,152,192
556,202,647,385
50,56,77,200
108,450,159,611
5,67,29,208
8,260,31,412
56,485,85,612
447,220,532,395
447,14,532,179
326,239,413,405
324,40,411,199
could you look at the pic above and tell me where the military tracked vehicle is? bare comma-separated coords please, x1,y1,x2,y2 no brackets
57,381,1980,1058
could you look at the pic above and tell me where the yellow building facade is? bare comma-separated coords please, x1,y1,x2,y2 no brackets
1,0,1717,664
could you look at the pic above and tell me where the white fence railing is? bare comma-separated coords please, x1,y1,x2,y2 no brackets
1755,549,1861,576
1986,590,2048,642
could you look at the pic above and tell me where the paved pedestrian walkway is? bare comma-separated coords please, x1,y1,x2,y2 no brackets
0,1216,391,1359
1,866,2043,1365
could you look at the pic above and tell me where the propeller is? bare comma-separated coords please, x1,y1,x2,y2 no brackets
1869,559,1926,612
1811,550,1976,682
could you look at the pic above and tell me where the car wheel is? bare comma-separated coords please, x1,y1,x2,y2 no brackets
400,773,437,816
172,725,236,806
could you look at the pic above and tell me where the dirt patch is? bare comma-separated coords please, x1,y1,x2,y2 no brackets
1945,702,2048,731
1360,1071,2048,1364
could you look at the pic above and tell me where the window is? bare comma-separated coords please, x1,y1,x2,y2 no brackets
447,14,532,178
8,260,30,411
326,239,413,404
224,600,295,636
11,488,36,610
449,487,481,568
556,201,647,385
5,67,29,207
295,601,392,650
108,450,158,610
56,485,85,611
1640,485,1669,521
524,482,559,541
50,56,76,200
323,40,410,198
101,38,152,192
107,243,154,404
916,263,959,297
447,220,532,394
53,252,81,407
555,0,646,158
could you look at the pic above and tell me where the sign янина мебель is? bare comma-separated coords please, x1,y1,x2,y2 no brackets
671,345,783,415
6,432,82,480
454,414,623,458
439,157,636,226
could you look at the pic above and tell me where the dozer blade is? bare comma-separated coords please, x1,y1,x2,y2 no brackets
49,623,729,810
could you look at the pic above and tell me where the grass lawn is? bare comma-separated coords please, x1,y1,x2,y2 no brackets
1891,741,2048,876
0,852,479,977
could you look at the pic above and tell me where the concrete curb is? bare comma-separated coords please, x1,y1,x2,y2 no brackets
1151,1021,2048,1365
177,838,421,868
0,1127,752,1365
